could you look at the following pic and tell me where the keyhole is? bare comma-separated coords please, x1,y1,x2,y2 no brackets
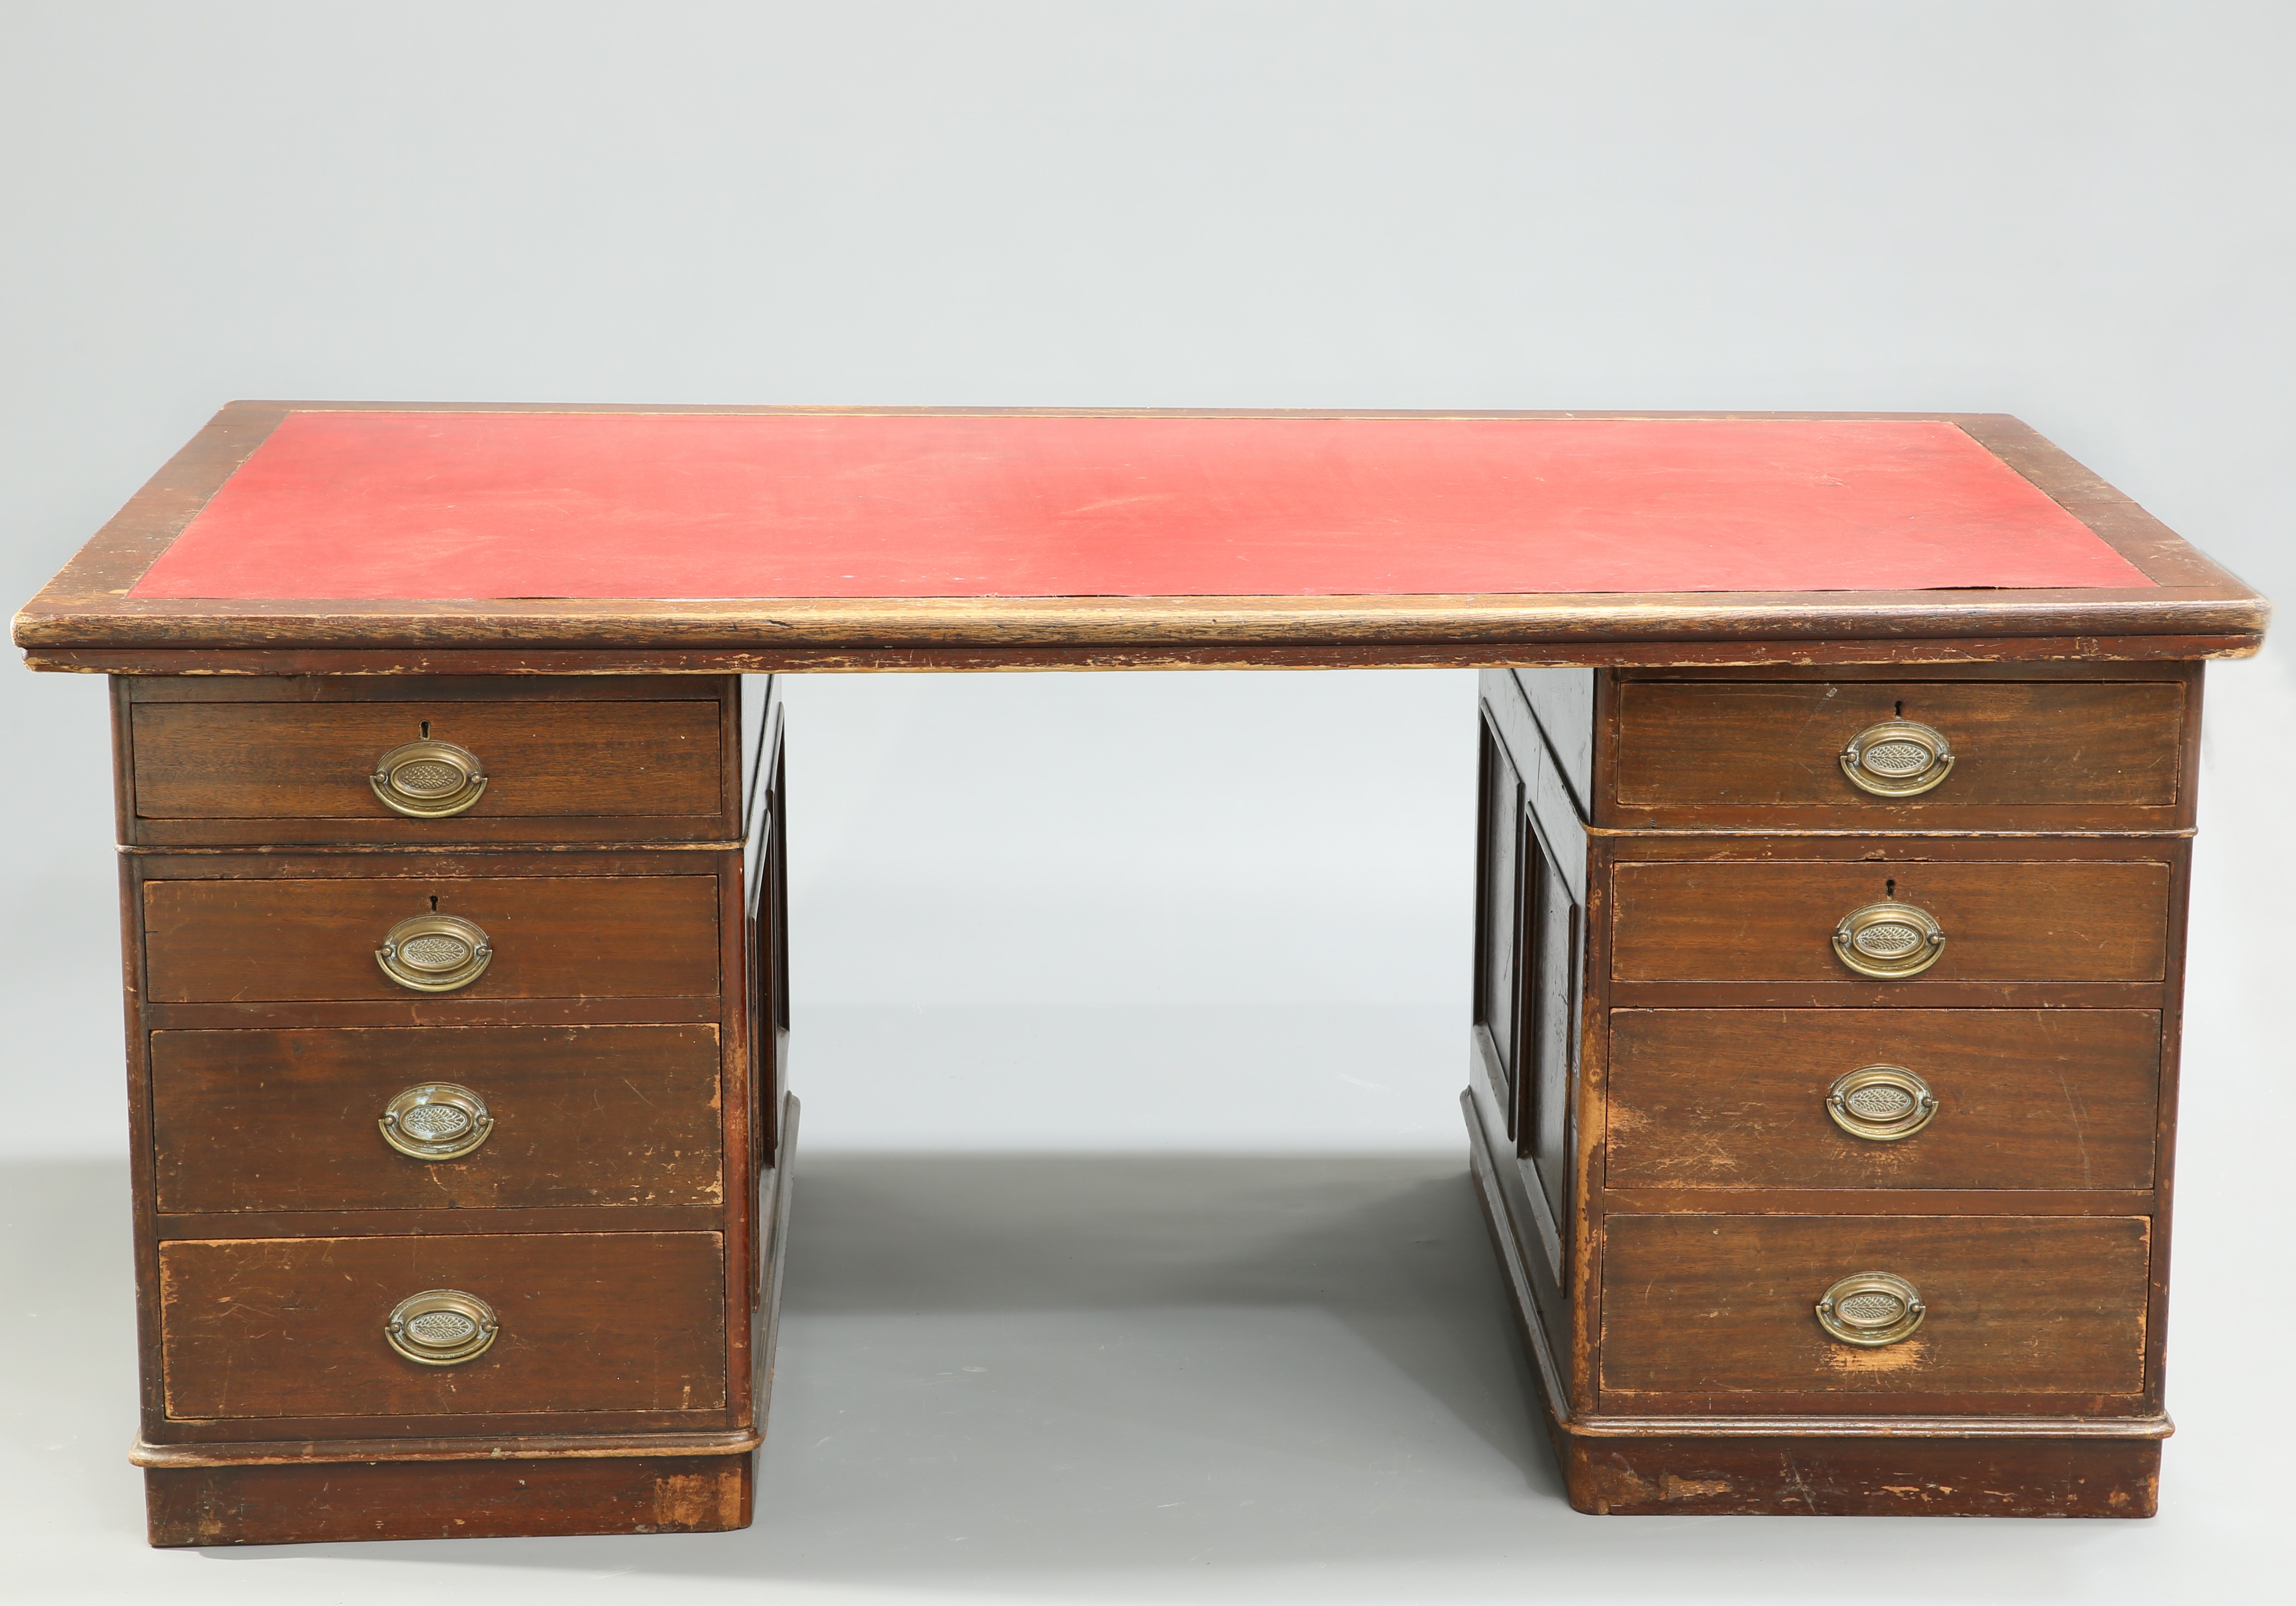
1893,701,1904,718
429,895,439,912
1886,878,1896,899
420,721,431,738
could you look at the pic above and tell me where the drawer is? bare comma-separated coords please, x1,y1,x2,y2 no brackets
151,1025,725,1214
157,1232,727,1420
143,873,721,1003
127,687,732,845
1608,1010,2160,1189
1608,677,2187,828
1611,859,2170,984
1600,1215,2150,1399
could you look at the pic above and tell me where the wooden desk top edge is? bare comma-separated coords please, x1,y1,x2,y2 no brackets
15,402,2269,674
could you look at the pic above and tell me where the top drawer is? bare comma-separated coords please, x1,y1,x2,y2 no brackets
1604,672,2191,830
120,677,739,846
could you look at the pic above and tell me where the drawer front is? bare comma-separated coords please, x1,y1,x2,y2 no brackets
1612,860,2170,984
144,874,721,1003
1611,679,2186,824
1600,1215,2150,1398
158,1232,726,1420
1608,1010,2160,1190
151,1025,725,1214
130,698,727,838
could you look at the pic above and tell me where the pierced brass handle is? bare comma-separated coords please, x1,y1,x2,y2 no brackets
1842,719,1953,797
1815,1272,1926,1347
385,1288,499,1366
1833,899,1945,979
371,740,487,819
379,1082,494,1160
1826,1065,1938,1141
376,914,493,993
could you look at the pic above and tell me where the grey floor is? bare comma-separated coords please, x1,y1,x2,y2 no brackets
4,1147,2287,1605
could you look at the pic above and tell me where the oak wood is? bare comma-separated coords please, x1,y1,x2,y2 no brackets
142,872,721,1003
1606,1008,2160,1190
1608,674,2190,830
144,1451,752,1545
1610,859,2171,983
157,1232,727,1420
1598,1214,2150,1399
150,1025,724,1214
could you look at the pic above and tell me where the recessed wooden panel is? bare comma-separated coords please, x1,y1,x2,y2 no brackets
131,699,723,824
158,1233,726,1420
1611,860,2170,983
1612,679,2185,824
143,875,721,1003
151,1025,724,1214
1600,1215,2150,1397
1608,1010,2160,1190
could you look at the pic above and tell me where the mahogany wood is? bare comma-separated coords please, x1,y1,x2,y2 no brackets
1607,1008,2160,1190
142,871,721,1002
1598,1214,2151,1399
157,1232,727,1420
150,1024,725,1214
145,1452,753,1545
1610,859,2171,983
1609,674,2190,830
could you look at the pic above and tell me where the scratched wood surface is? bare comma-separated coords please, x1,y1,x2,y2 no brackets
157,1232,728,1420
150,1024,725,1214
1606,1009,2160,1191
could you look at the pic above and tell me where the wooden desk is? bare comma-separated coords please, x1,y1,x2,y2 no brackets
15,405,2268,1541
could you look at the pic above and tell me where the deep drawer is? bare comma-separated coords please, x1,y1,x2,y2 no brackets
1611,859,2171,984
151,1025,725,1214
143,873,721,1003
1600,1214,2150,1399
1608,677,2187,828
126,685,732,845
1607,1009,2160,1190
157,1232,727,1420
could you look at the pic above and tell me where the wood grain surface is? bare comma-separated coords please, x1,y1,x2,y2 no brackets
144,1451,752,1545
1611,676,2187,826
150,1025,724,1214
1599,1214,2150,1398
1610,859,2171,983
131,699,722,823
1607,1009,2160,1190
142,873,721,1002
158,1232,727,1420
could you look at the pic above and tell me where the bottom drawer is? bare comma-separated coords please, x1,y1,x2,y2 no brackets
159,1232,726,1421
1600,1215,2150,1399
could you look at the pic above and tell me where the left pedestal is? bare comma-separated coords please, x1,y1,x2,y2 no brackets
103,673,794,1546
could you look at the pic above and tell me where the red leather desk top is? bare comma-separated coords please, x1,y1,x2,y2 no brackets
129,412,2149,601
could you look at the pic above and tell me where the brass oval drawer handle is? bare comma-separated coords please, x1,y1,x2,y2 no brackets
1832,899,1945,979
379,1082,494,1160
371,739,488,819
1841,719,1953,798
385,1288,499,1366
376,914,493,993
1826,1065,1938,1141
1815,1271,1926,1347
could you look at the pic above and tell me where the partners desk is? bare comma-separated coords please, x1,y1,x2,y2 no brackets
14,405,2269,1544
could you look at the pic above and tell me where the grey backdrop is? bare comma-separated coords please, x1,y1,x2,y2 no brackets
2,4,2289,1601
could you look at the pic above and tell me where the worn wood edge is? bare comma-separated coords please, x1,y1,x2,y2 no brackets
755,1090,799,1438
13,588,2270,656
1558,1414,2174,1442
18,632,2269,677
1464,1088,1573,1426
130,1429,762,1468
